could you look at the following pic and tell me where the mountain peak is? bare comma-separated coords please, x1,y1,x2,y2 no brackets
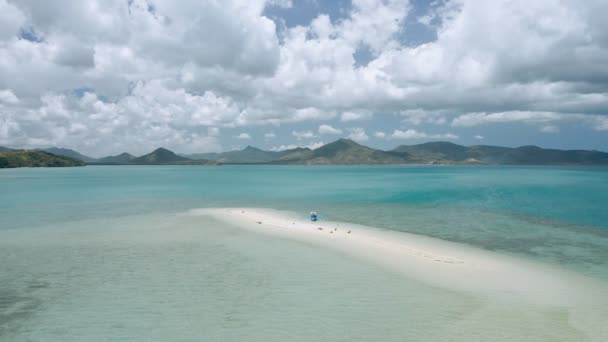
517,145,542,150
418,141,462,147
131,147,189,164
337,138,358,145
95,152,136,164
320,138,361,149
243,145,262,152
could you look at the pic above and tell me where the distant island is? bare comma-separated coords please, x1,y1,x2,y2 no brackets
2,139,608,169
0,149,86,168
127,148,217,165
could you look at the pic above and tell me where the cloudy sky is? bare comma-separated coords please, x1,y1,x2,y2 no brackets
0,0,607,157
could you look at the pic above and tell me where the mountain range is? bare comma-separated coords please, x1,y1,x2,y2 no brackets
2,140,608,167
184,139,608,165
183,146,310,163
95,148,217,165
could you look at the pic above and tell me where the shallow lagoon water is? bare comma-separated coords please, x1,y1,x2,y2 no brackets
1,165,607,340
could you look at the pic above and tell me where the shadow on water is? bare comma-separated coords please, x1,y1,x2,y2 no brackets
0,282,46,336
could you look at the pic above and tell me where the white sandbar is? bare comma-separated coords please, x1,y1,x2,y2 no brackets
187,207,608,339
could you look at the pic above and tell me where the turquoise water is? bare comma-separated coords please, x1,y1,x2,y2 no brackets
1,165,608,340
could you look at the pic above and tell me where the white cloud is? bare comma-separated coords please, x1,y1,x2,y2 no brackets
341,111,372,122
318,124,342,135
0,89,19,104
540,125,560,133
452,111,563,127
452,111,608,132
386,129,458,140
347,127,369,142
401,109,447,126
208,127,220,137
266,0,293,9
269,144,298,151
306,141,325,149
0,0,607,154
474,135,484,140
0,0,25,41
374,131,386,138
590,116,608,131
292,130,317,140
264,132,276,139
236,132,251,140
269,141,324,151
417,14,434,27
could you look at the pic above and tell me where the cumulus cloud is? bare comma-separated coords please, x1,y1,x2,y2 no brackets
264,132,276,139
381,129,459,140
374,131,386,138
0,82,228,155
347,127,369,142
0,0,606,154
401,109,447,125
0,89,19,104
0,0,25,41
318,124,342,135
341,111,373,122
452,111,608,131
236,133,251,140
306,141,326,149
269,144,297,151
266,0,293,9
452,111,563,127
474,135,484,140
269,141,324,151
292,130,317,140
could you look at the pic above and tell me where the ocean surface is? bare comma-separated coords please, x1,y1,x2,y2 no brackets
1,165,607,341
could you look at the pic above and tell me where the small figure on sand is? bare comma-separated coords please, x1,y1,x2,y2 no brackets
310,211,318,222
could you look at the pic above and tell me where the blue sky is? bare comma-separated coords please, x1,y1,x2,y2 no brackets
0,0,607,156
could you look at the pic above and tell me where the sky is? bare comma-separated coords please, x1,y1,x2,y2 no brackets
0,0,607,157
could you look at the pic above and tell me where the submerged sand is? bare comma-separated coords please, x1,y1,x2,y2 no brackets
188,207,608,340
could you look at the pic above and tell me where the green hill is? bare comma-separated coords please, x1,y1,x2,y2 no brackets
391,142,608,165
94,152,136,164
0,150,86,168
4,142,606,167
131,148,190,165
277,139,405,165
38,147,96,162
185,146,306,164
89,148,217,165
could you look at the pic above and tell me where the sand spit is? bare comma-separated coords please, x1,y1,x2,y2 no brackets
187,207,608,339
